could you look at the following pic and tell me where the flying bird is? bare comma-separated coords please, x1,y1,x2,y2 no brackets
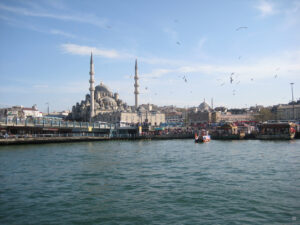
182,75,187,82
145,87,148,90
176,41,181,45
274,75,278,78
238,56,242,60
251,78,254,81
236,26,248,31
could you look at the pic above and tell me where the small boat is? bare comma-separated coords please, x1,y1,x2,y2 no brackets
195,130,211,143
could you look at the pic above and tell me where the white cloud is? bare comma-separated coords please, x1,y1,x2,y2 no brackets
139,49,300,83
197,37,207,49
0,15,78,39
50,29,76,38
255,0,276,17
61,43,126,58
0,2,108,28
163,27,179,43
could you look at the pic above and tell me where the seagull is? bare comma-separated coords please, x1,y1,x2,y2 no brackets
251,78,254,81
176,41,181,45
230,76,233,84
274,75,278,78
145,87,148,90
183,75,187,82
238,56,242,60
236,26,248,31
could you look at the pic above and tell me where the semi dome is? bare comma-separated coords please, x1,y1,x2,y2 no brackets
102,96,117,106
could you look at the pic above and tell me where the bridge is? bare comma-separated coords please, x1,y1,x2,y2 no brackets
0,118,138,138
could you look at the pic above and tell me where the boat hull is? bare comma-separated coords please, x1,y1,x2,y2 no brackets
195,135,210,143
211,133,245,140
256,133,295,140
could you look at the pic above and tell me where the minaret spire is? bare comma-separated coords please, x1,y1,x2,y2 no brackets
134,59,139,109
89,52,95,121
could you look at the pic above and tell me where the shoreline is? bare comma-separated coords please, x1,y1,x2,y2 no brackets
0,135,194,145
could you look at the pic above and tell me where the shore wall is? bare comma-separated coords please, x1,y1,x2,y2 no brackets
0,136,110,145
0,134,194,145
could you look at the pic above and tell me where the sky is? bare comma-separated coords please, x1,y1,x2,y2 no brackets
0,0,299,113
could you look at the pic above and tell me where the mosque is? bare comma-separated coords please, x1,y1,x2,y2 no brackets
70,54,165,126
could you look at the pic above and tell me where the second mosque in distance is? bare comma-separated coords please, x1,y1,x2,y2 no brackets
70,54,165,126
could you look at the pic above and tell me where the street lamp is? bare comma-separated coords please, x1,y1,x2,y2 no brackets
46,102,49,115
290,83,295,120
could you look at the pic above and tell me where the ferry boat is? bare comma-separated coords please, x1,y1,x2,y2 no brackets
256,122,296,140
195,130,211,143
210,123,245,140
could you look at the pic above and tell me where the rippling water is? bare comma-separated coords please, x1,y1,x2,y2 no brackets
0,140,299,224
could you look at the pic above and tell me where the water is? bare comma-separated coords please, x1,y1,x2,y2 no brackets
0,140,299,225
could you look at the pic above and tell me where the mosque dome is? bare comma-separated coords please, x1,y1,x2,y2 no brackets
198,101,212,112
95,82,111,94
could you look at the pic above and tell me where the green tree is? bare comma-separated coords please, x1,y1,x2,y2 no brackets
254,108,275,122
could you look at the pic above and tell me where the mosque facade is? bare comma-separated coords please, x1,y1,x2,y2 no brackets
70,54,165,126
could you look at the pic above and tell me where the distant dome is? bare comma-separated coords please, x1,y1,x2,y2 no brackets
198,101,212,112
95,83,111,94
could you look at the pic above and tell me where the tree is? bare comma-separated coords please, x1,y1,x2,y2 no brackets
254,108,275,122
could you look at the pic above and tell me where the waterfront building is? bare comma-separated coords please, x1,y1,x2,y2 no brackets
70,56,165,126
0,105,42,120
274,101,300,120
188,101,256,126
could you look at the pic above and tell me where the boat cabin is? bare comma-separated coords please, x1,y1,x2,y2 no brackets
257,122,296,140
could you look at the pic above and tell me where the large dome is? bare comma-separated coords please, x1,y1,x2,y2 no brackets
95,83,111,94
199,101,212,112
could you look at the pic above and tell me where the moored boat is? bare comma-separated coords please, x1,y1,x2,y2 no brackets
256,122,296,140
195,129,211,143
210,123,245,140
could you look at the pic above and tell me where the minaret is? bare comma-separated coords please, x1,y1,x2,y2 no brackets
89,52,95,122
134,59,139,109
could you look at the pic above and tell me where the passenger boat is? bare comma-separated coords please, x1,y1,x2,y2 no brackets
256,122,296,140
210,123,245,140
195,130,211,143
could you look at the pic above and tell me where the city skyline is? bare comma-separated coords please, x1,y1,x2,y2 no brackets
0,0,299,112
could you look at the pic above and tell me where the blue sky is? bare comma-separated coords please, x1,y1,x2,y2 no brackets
0,0,299,112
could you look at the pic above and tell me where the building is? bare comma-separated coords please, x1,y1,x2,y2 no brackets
275,101,300,120
0,105,42,120
70,55,165,126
